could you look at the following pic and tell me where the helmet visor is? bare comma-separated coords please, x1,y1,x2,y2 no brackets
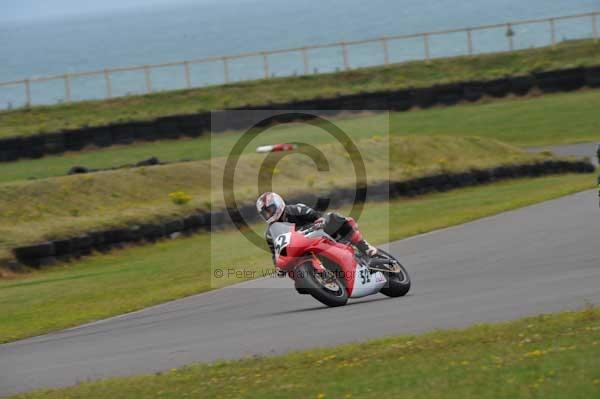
260,203,278,221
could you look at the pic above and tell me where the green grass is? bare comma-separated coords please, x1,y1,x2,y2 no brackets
391,89,600,146
1,39,599,138
0,173,593,344
9,306,600,399
0,135,557,259
2,89,600,184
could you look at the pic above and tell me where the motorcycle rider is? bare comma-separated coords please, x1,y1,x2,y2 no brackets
256,192,378,267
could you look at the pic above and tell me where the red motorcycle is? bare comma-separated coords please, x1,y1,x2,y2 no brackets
269,222,411,307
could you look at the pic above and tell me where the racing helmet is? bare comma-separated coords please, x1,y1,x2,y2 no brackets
256,192,286,224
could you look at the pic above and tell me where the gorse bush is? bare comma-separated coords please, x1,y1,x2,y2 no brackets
169,191,193,205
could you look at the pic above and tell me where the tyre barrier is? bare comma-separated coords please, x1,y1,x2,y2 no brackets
534,68,586,93
586,66,600,88
2,66,600,163
11,159,594,268
483,77,512,98
510,75,536,96
91,127,113,147
462,81,485,102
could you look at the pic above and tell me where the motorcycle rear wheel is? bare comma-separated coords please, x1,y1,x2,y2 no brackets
295,263,348,307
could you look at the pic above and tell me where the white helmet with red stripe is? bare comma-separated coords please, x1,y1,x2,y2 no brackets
256,192,286,224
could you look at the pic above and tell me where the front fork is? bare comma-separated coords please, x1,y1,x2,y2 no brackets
310,252,327,273
286,253,326,281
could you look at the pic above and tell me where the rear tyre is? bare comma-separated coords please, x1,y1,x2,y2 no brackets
295,263,348,307
376,249,411,298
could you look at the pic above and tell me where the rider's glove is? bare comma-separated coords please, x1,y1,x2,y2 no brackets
313,217,326,228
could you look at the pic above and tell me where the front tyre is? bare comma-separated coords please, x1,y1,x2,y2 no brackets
376,249,411,298
295,263,348,307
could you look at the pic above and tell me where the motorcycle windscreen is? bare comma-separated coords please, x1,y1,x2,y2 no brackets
268,222,295,260
267,222,294,239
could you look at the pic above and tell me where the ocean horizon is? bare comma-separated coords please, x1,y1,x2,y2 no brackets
1,0,598,108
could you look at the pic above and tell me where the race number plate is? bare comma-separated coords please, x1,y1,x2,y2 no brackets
349,264,386,298
274,233,291,258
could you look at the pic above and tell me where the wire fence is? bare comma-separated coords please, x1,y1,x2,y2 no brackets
1,10,598,109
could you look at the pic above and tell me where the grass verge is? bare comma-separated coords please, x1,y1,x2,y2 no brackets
9,306,600,399
0,135,557,259
0,173,593,344
2,89,599,184
0,39,599,138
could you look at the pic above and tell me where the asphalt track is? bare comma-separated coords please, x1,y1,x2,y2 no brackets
528,142,599,166
1,186,599,396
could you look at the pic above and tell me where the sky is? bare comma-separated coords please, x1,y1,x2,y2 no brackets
1,0,218,22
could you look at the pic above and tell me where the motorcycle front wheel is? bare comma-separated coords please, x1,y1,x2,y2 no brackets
295,263,348,307
375,249,411,298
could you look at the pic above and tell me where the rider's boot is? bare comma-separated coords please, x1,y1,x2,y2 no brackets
355,239,379,257
345,218,378,258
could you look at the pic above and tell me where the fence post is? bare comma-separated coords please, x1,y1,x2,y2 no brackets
381,37,390,65
466,29,473,55
549,18,556,48
341,42,350,70
506,23,514,51
104,69,113,99
592,14,598,42
144,66,153,93
184,61,192,89
423,33,431,61
301,47,310,75
64,74,72,103
222,57,230,83
262,52,270,79
24,79,32,108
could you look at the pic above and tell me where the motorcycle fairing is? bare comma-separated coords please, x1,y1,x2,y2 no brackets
270,222,385,297
349,263,386,298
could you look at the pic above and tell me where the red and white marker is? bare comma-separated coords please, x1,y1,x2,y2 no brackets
256,143,297,153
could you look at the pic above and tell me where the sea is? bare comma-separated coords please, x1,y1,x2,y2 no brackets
1,0,598,108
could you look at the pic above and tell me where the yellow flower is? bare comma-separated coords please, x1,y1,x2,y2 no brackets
169,191,192,205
